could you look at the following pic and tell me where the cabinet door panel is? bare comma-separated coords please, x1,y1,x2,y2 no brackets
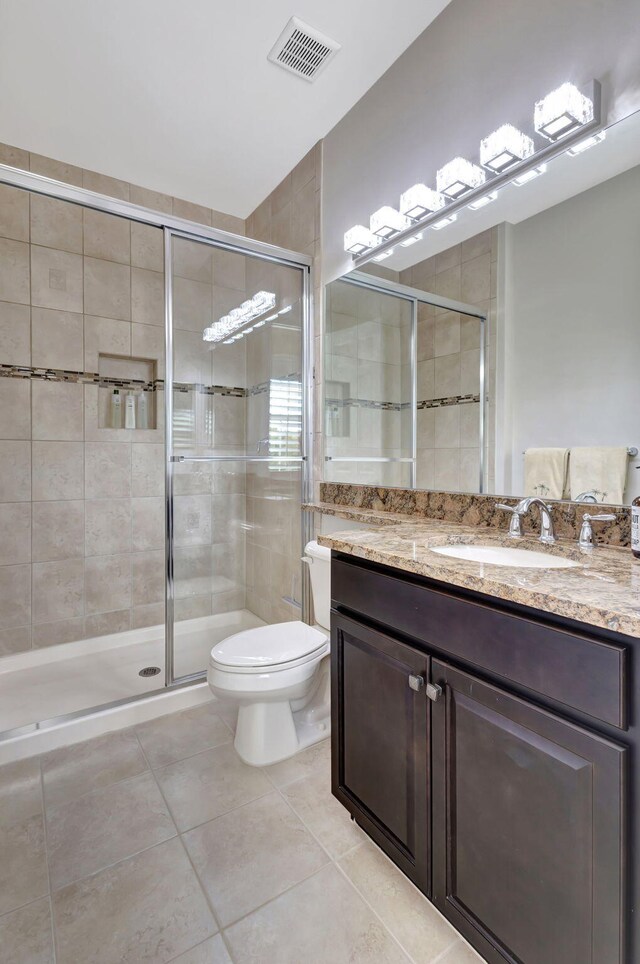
431,659,626,964
331,612,429,892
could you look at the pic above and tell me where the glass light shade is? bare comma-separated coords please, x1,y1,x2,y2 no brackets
480,124,534,172
400,232,423,247
513,163,547,186
436,158,485,198
203,291,276,343
344,224,376,254
534,83,594,140
399,184,445,219
468,191,498,210
567,130,606,155
372,247,394,262
431,213,457,230
370,206,411,239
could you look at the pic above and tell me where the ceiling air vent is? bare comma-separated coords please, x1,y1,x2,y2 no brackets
268,16,340,82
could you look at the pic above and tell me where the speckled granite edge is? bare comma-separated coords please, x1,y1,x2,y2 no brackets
319,483,631,547
317,520,640,638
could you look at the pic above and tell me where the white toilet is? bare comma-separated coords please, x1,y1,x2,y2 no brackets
207,540,332,766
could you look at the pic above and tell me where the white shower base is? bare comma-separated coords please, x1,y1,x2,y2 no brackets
0,610,265,763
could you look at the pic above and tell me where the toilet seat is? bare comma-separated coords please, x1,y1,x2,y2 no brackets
209,621,329,675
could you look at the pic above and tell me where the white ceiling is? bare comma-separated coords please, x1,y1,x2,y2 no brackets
0,0,451,218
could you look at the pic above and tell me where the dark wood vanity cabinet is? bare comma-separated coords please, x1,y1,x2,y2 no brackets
331,553,630,964
331,613,430,893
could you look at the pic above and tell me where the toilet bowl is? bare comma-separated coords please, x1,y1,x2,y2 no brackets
207,540,332,767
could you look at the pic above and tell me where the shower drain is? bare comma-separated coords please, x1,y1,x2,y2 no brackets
139,666,161,678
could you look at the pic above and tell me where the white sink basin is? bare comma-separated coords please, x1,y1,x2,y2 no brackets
430,544,580,569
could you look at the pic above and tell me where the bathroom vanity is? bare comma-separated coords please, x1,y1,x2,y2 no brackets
319,519,638,964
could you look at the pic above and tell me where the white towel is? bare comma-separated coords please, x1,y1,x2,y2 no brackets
569,447,628,504
524,448,569,500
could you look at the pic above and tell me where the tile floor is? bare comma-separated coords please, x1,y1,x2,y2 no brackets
0,700,484,964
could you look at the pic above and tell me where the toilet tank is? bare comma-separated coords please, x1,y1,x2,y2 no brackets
304,541,331,632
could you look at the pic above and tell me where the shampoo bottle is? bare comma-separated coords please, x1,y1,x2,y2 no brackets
110,389,122,429
632,494,640,559
125,392,136,430
136,391,149,430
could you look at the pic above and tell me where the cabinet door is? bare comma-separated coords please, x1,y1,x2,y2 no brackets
331,612,430,893
431,659,626,964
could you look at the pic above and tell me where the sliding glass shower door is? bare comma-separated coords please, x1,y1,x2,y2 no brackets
165,231,309,683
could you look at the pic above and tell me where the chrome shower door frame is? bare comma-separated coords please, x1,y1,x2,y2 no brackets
163,227,313,687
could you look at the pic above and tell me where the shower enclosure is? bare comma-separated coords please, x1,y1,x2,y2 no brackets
0,166,312,753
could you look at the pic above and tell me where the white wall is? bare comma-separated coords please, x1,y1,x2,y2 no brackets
502,164,640,502
322,0,640,284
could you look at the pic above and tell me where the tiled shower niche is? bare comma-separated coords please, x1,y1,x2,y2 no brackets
97,353,158,431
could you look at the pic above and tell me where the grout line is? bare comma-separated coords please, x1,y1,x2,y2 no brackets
38,757,58,964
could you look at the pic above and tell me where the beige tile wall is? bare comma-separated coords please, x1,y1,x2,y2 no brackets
399,227,498,493
244,144,322,623
0,142,246,656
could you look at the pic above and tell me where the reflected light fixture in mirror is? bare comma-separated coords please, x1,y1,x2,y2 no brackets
568,129,606,156
468,191,498,210
436,157,486,198
480,124,534,172
512,163,547,186
431,212,457,230
534,82,594,141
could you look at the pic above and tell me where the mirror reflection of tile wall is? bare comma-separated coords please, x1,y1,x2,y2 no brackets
325,225,496,493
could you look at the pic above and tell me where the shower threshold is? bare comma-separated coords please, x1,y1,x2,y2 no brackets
0,609,265,759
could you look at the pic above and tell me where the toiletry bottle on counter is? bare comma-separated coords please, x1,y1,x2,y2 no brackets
110,389,122,428
632,494,640,559
125,392,136,429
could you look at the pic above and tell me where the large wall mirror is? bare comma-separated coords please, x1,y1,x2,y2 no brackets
324,108,640,506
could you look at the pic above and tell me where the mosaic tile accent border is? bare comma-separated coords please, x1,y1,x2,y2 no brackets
0,364,252,397
318,482,631,547
324,393,481,412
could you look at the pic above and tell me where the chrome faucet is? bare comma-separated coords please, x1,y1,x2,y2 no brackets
578,512,616,549
497,497,555,544
574,491,599,504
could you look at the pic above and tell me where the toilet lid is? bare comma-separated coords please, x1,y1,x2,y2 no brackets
210,621,328,669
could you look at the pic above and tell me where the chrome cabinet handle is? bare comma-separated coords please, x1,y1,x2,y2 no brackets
408,674,424,692
426,682,443,702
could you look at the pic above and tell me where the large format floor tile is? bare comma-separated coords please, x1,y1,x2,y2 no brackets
155,742,271,831
264,736,330,788
0,756,42,825
340,841,460,963
0,898,55,964
283,763,365,859
135,701,231,767
169,934,233,963
52,838,217,964
0,814,49,916
225,863,411,963
183,791,328,926
46,771,176,888
41,728,148,808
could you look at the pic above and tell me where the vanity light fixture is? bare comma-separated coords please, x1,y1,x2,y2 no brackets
567,129,606,155
431,213,458,230
253,319,267,328
344,224,377,254
512,163,547,186
534,82,594,141
278,305,293,315
372,247,395,261
399,184,445,220
480,124,534,173
400,232,423,247
370,206,411,239
468,191,499,210
436,158,486,199
202,290,276,343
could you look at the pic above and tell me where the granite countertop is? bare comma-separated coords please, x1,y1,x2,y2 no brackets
306,504,640,638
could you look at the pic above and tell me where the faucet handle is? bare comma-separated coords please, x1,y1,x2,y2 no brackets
495,503,524,538
578,512,616,548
